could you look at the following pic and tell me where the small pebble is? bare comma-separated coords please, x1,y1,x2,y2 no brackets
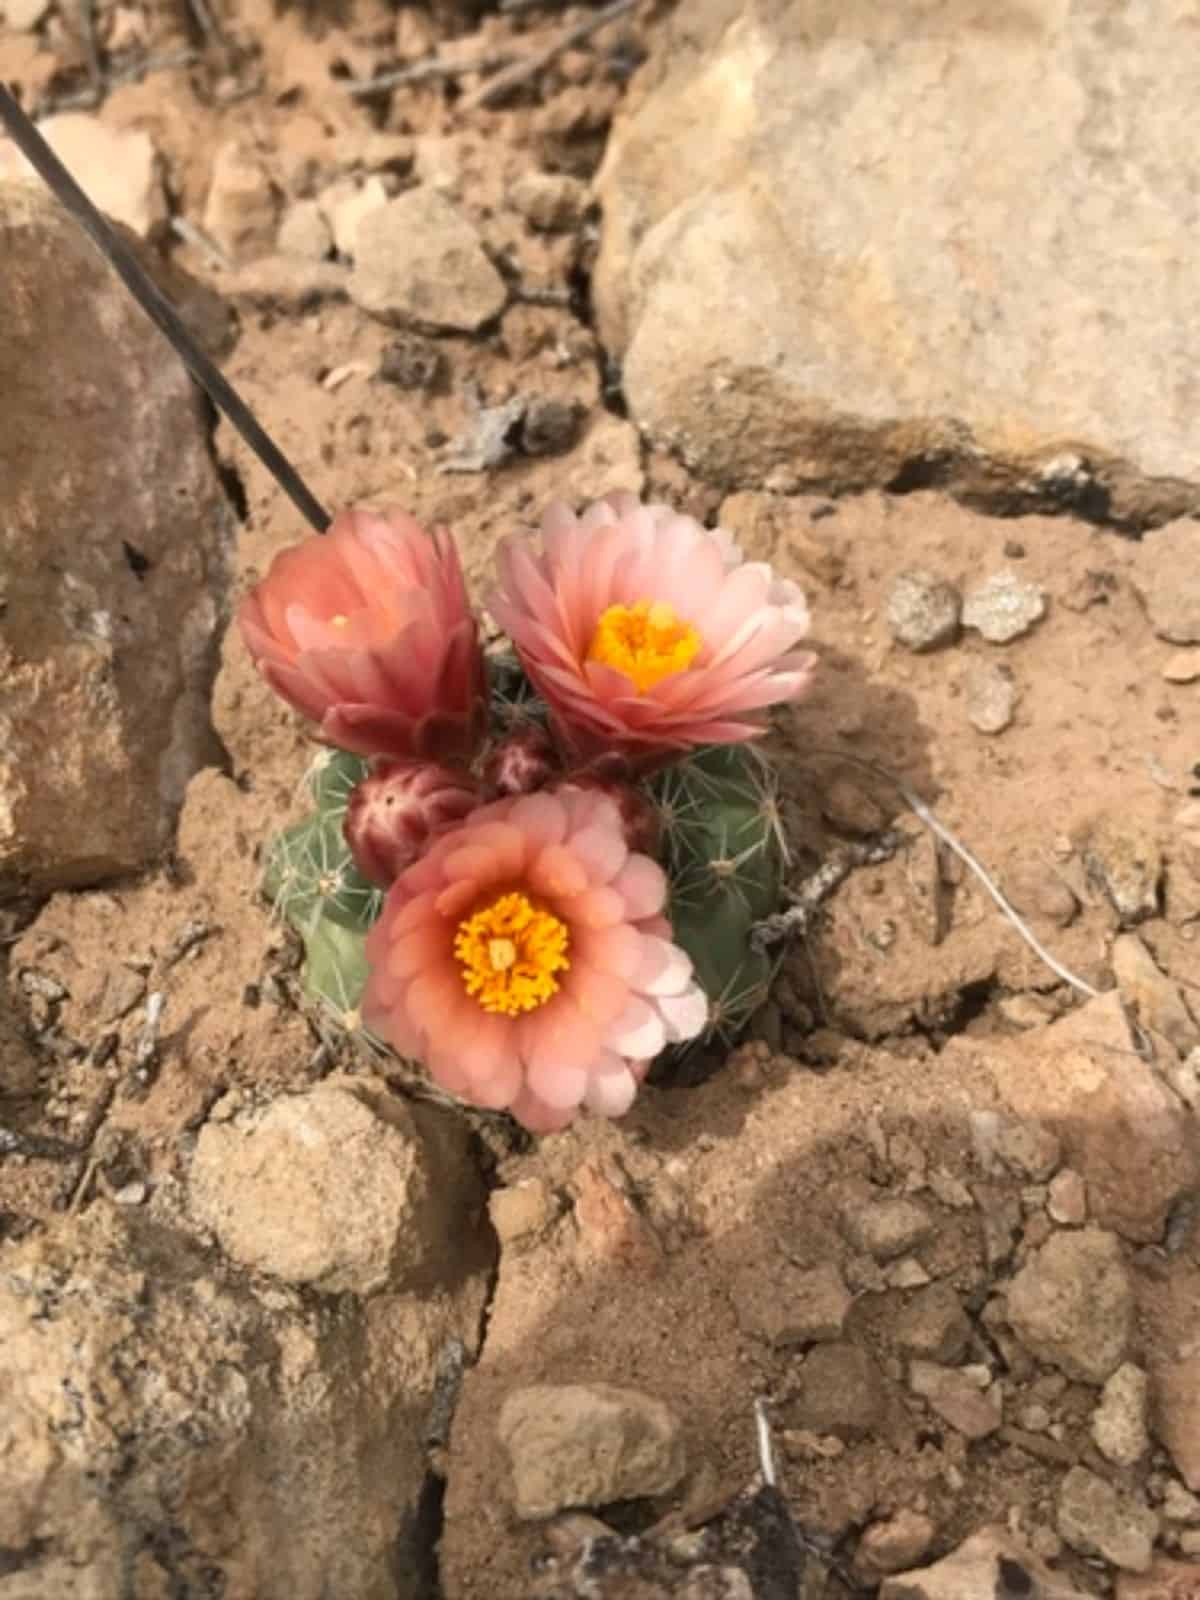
277,200,332,263
885,570,961,652
510,170,589,231
378,334,447,392
521,396,582,456
962,569,1047,643
1162,651,1200,683
966,660,1018,733
1047,1169,1088,1225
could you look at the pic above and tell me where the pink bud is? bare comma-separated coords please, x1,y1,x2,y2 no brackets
481,723,560,798
344,760,480,888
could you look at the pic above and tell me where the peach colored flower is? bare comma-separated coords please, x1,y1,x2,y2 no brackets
239,507,487,764
362,785,708,1132
489,492,817,766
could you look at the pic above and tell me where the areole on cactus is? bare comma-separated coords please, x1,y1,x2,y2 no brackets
246,495,815,1133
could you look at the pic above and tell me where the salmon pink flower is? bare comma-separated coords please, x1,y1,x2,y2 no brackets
489,493,817,767
362,785,708,1132
239,507,487,764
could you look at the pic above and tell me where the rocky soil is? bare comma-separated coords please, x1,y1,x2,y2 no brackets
2,0,1200,1596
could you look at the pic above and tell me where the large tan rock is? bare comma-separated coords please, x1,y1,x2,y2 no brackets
0,1205,489,1599
0,182,231,896
594,0,1200,523
953,993,1200,1243
190,1077,488,1295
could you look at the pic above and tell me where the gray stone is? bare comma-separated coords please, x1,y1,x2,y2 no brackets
1057,1465,1158,1573
1092,1362,1150,1467
0,113,165,237
1133,521,1200,644
349,188,506,331
841,1196,935,1261
992,1118,1063,1182
966,661,1018,734
787,1342,887,1441
277,200,332,262
0,182,229,894
1006,1226,1133,1384
879,1526,1094,1600
885,570,961,652
497,1384,685,1518
594,0,1200,522
962,571,1046,644
189,1078,482,1295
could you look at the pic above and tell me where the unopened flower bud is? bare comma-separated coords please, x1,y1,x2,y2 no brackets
344,760,480,888
481,723,559,798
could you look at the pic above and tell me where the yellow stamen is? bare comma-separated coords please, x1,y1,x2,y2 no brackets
330,613,349,629
454,891,569,1016
587,599,702,693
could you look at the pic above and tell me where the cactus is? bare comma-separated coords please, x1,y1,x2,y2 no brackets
649,744,788,1045
262,748,381,1029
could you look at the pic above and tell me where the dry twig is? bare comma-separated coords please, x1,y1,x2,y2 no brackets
457,0,638,112
348,52,515,98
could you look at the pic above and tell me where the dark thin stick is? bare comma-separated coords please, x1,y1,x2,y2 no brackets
348,52,515,98
0,85,331,534
457,0,638,111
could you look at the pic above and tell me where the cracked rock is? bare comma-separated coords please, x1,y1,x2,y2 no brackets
189,1077,484,1295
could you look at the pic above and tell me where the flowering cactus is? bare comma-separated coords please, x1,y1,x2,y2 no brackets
489,492,817,768
239,507,487,764
244,495,816,1133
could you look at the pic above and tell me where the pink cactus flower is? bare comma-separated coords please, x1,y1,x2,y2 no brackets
344,760,481,888
239,507,487,764
489,492,817,767
362,785,708,1133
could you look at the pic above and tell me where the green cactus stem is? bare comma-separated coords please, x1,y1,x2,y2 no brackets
649,744,789,1044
